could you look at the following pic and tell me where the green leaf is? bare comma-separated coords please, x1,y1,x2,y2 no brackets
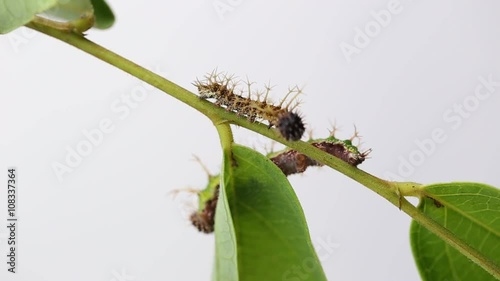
89,0,114,29
410,182,500,281
40,0,94,32
214,144,327,281
0,0,57,34
0,0,114,34
41,0,93,21
41,0,115,31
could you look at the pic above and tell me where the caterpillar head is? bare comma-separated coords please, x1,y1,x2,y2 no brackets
277,112,305,141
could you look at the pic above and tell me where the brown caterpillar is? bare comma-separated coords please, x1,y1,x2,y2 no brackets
268,128,371,175
190,185,219,233
193,70,306,141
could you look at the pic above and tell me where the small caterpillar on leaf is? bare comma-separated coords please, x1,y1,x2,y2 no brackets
194,70,306,141
187,157,220,234
190,185,219,233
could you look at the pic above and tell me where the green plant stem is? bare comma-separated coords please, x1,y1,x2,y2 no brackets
32,15,94,33
26,21,499,279
215,122,234,159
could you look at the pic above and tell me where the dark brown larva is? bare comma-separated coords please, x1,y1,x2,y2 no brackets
190,185,219,233
270,150,320,176
270,135,371,175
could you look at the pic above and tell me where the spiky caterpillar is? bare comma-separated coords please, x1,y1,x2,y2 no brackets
190,185,219,233
185,129,370,233
193,70,306,141
268,129,371,175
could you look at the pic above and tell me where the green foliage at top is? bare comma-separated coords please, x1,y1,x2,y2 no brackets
41,0,93,21
0,0,57,33
0,0,114,34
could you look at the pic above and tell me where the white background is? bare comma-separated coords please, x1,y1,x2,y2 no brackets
1,1,500,280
